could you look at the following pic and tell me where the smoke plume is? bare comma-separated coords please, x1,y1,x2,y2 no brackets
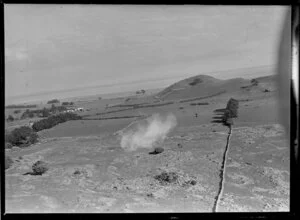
120,113,177,151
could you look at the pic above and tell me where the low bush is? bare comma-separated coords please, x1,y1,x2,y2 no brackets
154,171,179,185
5,126,38,147
32,112,81,132
251,79,259,86
32,161,49,175
5,142,13,149
149,147,164,155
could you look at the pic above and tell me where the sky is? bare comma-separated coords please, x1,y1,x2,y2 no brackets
5,5,288,104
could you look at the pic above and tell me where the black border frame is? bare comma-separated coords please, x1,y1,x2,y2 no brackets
1,2,299,220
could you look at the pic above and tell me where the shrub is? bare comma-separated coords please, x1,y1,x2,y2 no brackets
5,142,13,149
32,112,81,132
21,111,36,119
5,156,13,169
149,147,164,155
5,126,38,147
154,171,179,184
251,79,259,86
189,78,203,86
32,161,49,175
13,110,21,114
7,115,14,122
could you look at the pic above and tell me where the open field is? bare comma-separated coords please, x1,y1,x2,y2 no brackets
5,74,289,212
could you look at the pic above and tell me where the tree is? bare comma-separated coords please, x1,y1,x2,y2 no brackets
42,107,50,117
28,112,35,118
5,126,38,147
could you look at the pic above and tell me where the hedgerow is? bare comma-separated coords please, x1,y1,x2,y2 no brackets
32,112,81,132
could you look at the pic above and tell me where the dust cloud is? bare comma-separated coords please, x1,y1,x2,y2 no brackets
120,113,177,151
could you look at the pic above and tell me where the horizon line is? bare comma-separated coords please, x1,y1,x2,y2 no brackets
6,64,275,100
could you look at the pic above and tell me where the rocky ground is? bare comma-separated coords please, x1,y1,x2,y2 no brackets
5,122,289,213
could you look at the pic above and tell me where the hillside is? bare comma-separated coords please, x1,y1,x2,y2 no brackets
154,74,276,102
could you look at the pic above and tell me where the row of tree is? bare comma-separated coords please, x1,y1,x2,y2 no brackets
5,104,37,109
62,102,74,106
222,98,239,127
32,112,82,132
47,99,60,104
20,104,68,119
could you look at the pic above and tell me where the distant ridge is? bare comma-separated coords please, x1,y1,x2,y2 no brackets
155,74,275,101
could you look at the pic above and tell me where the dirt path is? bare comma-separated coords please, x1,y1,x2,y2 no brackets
212,126,232,212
